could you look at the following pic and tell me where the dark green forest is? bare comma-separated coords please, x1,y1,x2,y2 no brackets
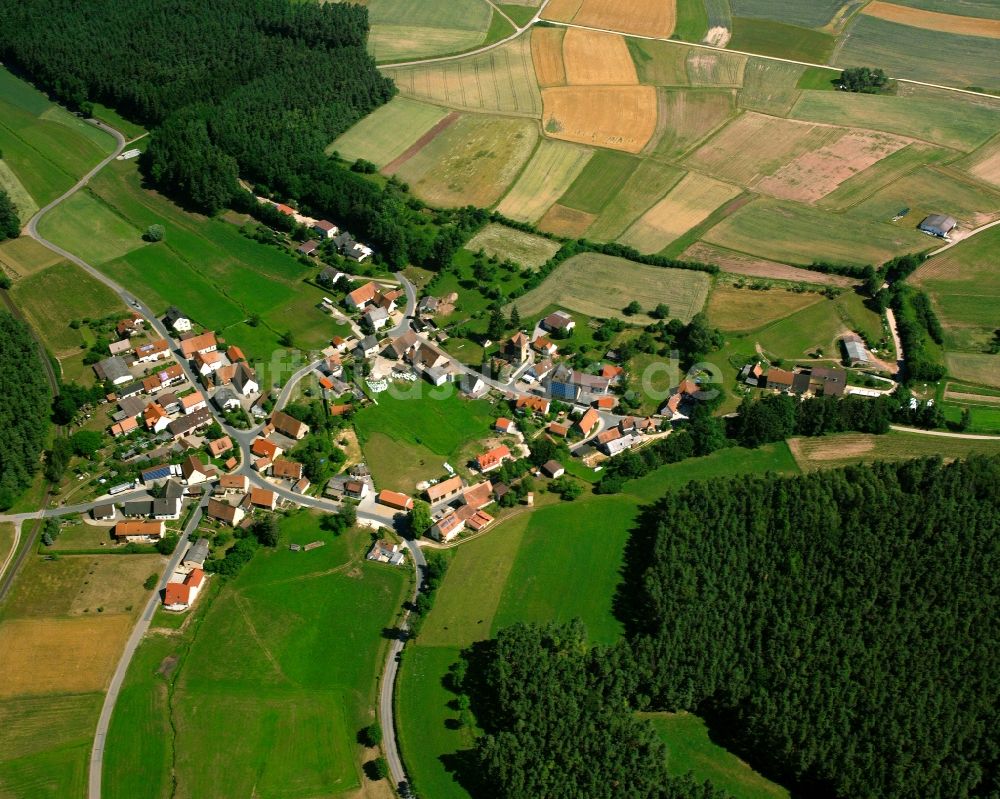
0,312,51,507
0,0,426,264
0,187,20,241
458,457,1000,799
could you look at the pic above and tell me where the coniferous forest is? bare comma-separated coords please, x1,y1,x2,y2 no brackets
0,0,423,263
457,457,1000,799
0,312,51,507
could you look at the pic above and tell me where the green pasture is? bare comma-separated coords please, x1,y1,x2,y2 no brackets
941,402,1000,435
790,90,1000,152
728,18,835,62
753,291,885,360
328,96,448,165
0,159,38,222
729,0,844,28
673,0,710,42
796,66,840,91
559,150,641,214
834,15,1000,91
702,197,929,266
644,712,790,799
37,188,147,265
586,160,686,242
354,390,495,491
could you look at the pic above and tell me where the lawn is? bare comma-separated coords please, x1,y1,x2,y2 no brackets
788,429,1000,470
644,712,790,799
509,252,711,324
353,390,496,491
328,96,449,165
165,517,409,798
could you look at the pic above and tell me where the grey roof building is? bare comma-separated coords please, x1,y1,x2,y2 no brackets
918,214,957,238
96,356,132,385
122,500,153,517
183,538,210,569
841,335,869,366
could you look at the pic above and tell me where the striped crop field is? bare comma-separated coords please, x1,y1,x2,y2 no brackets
328,97,448,166
495,139,593,222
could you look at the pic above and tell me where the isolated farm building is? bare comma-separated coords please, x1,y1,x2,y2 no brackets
109,339,132,356
213,387,242,412
168,407,212,439
808,366,848,397
378,490,414,511
250,487,278,510
163,568,205,611
207,498,245,527
183,538,211,569
542,310,575,333
426,475,463,504
95,356,132,385
841,335,869,367
515,395,551,416
346,281,379,310
179,331,218,359
368,539,405,565
92,503,116,521
576,408,600,438
476,445,512,473
114,520,165,542
272,410,309,439
541,460,565,479
357,335,380,359
272,459,304,481
764,368,795,392
164,306,192,332
918,214,957,238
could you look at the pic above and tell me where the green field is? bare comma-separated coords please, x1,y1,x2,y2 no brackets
353,390,495,491
105,516,409,799
627,39,691,86
0,159,38,222
645,712,790,799
790,90,1000,152
944,352,1000,389
703,197,929,266
834,15,1000,91
558,150,641,213
753,291,885,359
366,0,493,62
37,188,147,265
651,89,738,159
729,18,835,62
586,160,686,241
328,96,449,165
730,0,845,28
892,0,1000,18
495,138,593,223
11,261,126,357
740,60,804,116
510,252,710,324
789,429,1000,469
673,0,710,41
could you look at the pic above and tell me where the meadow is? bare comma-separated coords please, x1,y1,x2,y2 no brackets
509,252,711,323
353,390,496,492
106,516,410,799
557,150,643,214
464,223,561,268
943,353,1000,389
728,18,836,62
706,283,825,333
0,159,38,222
0,235,63,278
644,712,790,799
834,14,1000,90
328,96,449,166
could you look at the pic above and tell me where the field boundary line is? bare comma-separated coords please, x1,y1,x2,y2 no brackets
233,592,294,684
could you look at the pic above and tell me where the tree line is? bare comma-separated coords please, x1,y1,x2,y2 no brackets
455,456,1000,799
0,186,19,241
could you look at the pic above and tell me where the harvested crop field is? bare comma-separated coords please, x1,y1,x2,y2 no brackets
385,36,541,116
755,130,910,203
739,59,804,116
573,0,676,37
686,112,842,187
0,616,133,697
392,115,538,207
0,236,62,277
945,353,1000,388
648,89,736,159
619,172,741,253
496,139,592,222
541,0,584,23
707,283,824,333
686,49,746,86
531,26,566,87
465,223,561,268
328,97,448,166
862,1,1000,38
537,203,597,237
703,197,928,265
509,252,710,323
542,85,657,153
563,28,637,85
683,242,858,286
586,159,685,241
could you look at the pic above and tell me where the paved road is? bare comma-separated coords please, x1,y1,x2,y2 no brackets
87,494,208,799
379,539,426,790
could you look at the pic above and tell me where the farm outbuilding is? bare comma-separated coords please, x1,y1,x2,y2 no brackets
918,214,957,238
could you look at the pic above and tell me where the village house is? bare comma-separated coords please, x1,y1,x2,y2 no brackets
135,339,170,364
92,503,116,521
114,520,165,542
143,402,170,433
163,569,206,611
593,396,617,411
425,474,463,505
377,490,414,511
532,336,558,357
117,312,145,338
232,363,259,396
183,538,210,570
140,464,175,485
168,407,212,439
194,350,223,376
272,410,309,440
207,497,245,527
548,421,569,438
250,487,278,510
153,497,181,520
164,306,191,333
576,408,600,438
515,395,551,416
335,232,372,262
346,281,379,311
181,392,207,415
459,373,487,397
109,339,132,356
312,219,338,239
367,539,405,566
213,387,242,412
429,504,494,542
603,433,637,457
110,417,139,438
600,364,624,383
179,331,218,359
461,481,494,510
763,368,794,392
272,458,304,481
143,364,185,393
357,335,380,360
218,474,249,493
542,310,575,334
526,358,555,383
116,381,145,401
376,289,401,313
181,455,214,485
297,240,319,257
363,306,390,332
494,417,516,434
251,438,281,460
476,445,512,474
330,335,351,353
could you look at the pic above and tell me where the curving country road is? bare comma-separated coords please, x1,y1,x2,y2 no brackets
889,424,1000,441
